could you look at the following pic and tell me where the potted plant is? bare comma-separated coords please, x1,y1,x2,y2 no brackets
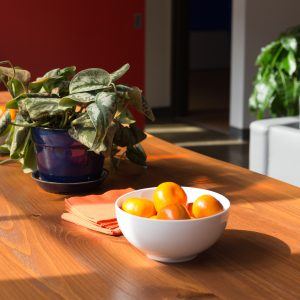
250,26,300,119
0,61,154,184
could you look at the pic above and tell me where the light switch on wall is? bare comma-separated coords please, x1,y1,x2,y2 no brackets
134,13,142,29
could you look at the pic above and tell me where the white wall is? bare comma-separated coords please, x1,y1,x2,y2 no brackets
145,0,172,108
230,0,300,130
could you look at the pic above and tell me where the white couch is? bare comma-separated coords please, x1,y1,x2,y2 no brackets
250,117,300,186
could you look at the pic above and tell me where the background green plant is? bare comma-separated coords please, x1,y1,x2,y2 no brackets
250,26,300,119
0,61,154,172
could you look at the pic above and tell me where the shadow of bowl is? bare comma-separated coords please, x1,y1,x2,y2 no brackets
179,229,291,271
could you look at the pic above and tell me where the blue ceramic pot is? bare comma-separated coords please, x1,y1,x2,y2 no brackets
31,127,104,183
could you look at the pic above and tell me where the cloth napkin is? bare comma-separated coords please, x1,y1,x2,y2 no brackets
61,188,133,236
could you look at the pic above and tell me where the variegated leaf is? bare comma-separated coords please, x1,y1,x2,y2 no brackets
126,144,147,166
0,66,31,82
128,86,143,111
59,92,96,107
20,98,69,121
0,111,11,136
141,96,155,121
7,78,25,97
69,113,97,151
21,140,37,173
110,63,130,82
10,115,30,159
102,122,117,157
87,92,117,152
69,68,111,93
113,122,146,147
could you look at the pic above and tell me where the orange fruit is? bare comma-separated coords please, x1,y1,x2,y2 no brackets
149,215,158,219
192,195,223,218
122,197,156,218
157,203,190,220
153,182,187,212
186,203,194,217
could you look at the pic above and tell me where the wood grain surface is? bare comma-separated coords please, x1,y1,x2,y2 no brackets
0,135,299,299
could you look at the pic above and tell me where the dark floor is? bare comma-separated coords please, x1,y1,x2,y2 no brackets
146,122,249,168
147,69,248,168
188,69,230,112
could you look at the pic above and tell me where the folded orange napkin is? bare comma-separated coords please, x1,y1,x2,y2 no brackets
61,188,133,236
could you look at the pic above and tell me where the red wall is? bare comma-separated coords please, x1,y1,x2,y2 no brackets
1,0,144,88
1,0,145,126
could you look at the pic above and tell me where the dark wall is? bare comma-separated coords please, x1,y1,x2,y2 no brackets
189,0,232,31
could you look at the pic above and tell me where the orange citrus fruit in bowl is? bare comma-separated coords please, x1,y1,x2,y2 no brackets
186,203,194,217
153,182,187,212
192,195,223,218
122,197,156,218
149,215,158,219
157,203,190,220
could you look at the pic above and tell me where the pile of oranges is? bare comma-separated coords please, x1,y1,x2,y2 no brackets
122,182,223,220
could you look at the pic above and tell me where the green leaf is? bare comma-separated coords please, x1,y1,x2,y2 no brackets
0,144,10,155
0,125,14,153
87,92,117,152
141,96,155,121
69,68,111,93
42,76,63,93
68,113,97,150
20,140,36,173
116,84,131,92
279,51,296,75
113,122,146,147
256,41,280,66
0,111,11,136
128,86,143,111
122,86,155,121
43,68,60,77
0,66,31,82
30,66,75,94
249,69,277,117
117,110,136,125
7,78,25,97
69,92,118,154
19,97,70,121
29,77,49,93
59,92,96,107
58,66,76,79
6,93,58,109
10,115,30,159
101,123,118,157
110,63,130,82
126,144,147,166
43,66,76,79
281,36,297,52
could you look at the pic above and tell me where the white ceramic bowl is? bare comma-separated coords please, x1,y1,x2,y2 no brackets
115,187,230,263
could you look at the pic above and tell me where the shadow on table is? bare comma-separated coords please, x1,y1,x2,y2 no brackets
0,229,298,299
155,229,300,298
182,229,292,269
98,156,299,204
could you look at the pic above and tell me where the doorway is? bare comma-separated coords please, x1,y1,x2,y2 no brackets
171,0,232,134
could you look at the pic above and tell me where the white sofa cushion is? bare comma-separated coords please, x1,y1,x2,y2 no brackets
268,124,300,186
249,117,298,175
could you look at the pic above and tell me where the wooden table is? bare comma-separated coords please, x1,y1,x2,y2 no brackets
0,135,299,299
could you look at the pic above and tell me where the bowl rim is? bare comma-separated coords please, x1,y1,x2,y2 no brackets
115,186,230,223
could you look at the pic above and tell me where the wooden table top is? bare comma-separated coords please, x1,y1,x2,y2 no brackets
0,135,299,299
